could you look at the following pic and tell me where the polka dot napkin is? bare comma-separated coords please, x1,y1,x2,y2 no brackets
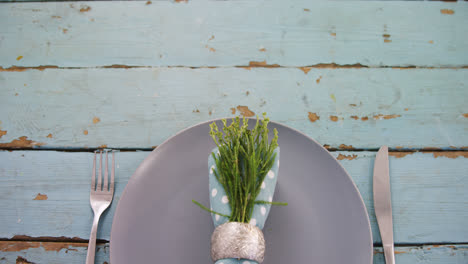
209,147,280,264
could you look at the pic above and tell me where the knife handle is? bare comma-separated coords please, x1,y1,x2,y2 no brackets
383,244,395,264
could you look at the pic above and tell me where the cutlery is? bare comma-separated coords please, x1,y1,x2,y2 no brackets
373,146,395,264
86,150,115,264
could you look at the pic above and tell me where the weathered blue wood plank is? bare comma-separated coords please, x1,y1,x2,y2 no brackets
0,1,466,67
0,242,109,264
1,242,466,264
1,68,467,149
0,151,466,243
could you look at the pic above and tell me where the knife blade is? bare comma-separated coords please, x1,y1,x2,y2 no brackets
373,146,395,264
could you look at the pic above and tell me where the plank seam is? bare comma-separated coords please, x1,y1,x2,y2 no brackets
1,64,468,72
1,148,467,153
0,237,466,248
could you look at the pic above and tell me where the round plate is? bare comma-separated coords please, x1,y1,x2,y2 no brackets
110,119,372,264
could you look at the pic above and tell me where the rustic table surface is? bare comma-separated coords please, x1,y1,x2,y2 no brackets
1,1,467,263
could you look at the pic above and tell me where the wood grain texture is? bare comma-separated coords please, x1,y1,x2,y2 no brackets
1,68,467,149
0,1,467,67
0,241,466,264
0,151,466,244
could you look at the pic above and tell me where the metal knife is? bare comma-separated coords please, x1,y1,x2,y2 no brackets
373,146,395,264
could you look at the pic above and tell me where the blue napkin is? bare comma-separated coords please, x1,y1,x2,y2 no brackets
209,147,280,264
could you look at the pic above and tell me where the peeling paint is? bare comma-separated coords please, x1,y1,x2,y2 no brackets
330,32,336,37
311,63,366,69
231,108,236,114
93,117,101,124
51,15,61,19
10,235,87,242
236,106,255,117
246,91,250,96
440,9,454,15
404,108,409,111
62,28,68,34
33,193,48,200
16,56,23,61
237,63,367,70
373,114,401,120
316,76,322,84
433,152,468,159
336,154,357,160
46,134,53,138
205,45,216,52
303,8,310,12
83,130,88,135
323,144,331,149
193,109,200,113
0,130,6,138
349,104,357,107
0,242,40,252
16,256,33,264
146,1,152,4
175,0,189,3
428,40,434,44
98,144,108,149
361,116,369,121
339,144,354,150
329,116,338,122
389,152,413,158
384,39,392,43
209,35,215,41
382,34,391,38
462,113,468,118
0,241,86,253
308,112,319,123
0,65,59,72
299,67,311,74
0,136,44,148
259,48,266,52
79,6,91,12
101,64,131,69
248,61,280,68
350,116,359,120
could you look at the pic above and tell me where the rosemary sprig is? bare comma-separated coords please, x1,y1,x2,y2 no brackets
193,114,286,223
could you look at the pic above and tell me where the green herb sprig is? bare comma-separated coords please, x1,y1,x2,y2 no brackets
193,114,286,223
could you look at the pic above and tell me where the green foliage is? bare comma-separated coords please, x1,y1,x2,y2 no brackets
193,114,286,223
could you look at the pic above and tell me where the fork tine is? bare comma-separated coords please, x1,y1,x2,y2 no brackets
110,151,115,193
97,150,102,191
91,151,96,191
104,151,109,191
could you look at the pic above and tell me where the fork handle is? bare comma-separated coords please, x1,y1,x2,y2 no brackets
86,212,102,264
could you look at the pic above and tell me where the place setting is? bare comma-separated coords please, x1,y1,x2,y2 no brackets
86,115,394,264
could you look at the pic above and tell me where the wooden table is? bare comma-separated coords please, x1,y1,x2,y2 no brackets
1,1,467,263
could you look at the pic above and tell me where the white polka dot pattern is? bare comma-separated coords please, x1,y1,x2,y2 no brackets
267,170,275,179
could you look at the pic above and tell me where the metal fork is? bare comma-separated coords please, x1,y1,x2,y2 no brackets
86,150,115,264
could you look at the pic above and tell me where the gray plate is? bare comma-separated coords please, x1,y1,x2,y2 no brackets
110,119,372,264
